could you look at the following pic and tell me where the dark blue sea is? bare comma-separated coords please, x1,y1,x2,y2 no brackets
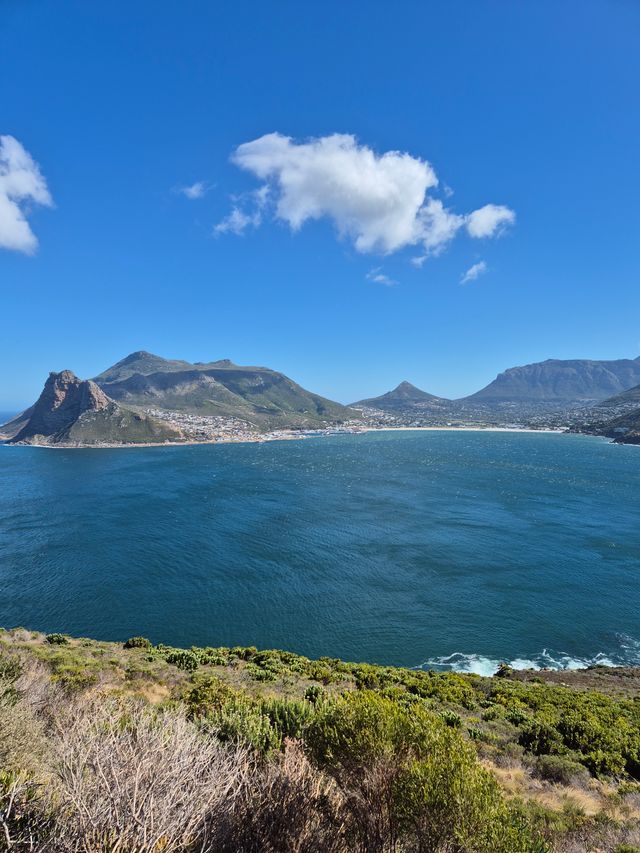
1,430,639,674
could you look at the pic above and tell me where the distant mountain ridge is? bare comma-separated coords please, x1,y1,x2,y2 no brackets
5,371,181,446
93,351,356,429
354,381,446,410
6,353,640,442
464,357,640,403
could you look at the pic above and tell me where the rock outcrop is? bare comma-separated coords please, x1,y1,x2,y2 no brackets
7,370,183,446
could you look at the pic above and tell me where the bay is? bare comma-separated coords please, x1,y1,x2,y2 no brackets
1,430,639,674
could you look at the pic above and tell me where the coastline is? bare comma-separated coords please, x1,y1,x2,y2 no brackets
0,424,573,450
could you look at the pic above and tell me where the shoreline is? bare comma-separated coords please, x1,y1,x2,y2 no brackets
0,425,576,450
1,625,638,676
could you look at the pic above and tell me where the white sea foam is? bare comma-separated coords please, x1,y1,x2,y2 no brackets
418,635,640,676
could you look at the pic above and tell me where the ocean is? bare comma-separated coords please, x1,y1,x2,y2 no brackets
1,430,639,674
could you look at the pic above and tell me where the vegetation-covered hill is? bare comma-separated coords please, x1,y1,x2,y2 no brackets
2,627,640,851
599,385,640,408
94,351,357,429
353,381,447,410
599,407,640,445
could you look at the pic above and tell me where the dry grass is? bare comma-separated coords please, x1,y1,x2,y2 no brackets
227,739,349,853
485,759,615,817
51,699,252,853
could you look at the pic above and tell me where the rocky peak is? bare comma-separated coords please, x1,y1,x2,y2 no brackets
11,371,111,442
43,371,110,412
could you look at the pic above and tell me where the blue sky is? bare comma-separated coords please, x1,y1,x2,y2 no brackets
1,0,639,410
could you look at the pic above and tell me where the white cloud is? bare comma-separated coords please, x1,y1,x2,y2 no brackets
218,132,515,261
0,135,53,254
213,206,262,236
466,204,515,238
213,186,268,236
366,267,397,286
177,181,208,199
460,260,488,284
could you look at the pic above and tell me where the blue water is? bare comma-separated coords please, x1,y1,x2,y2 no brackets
1,431,639,674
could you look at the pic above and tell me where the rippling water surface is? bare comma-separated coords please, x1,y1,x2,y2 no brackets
1,431,639,673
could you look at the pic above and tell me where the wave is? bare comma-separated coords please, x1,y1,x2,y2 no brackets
417,634,640,677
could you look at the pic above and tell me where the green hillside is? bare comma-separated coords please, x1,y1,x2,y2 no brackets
94,350,226,383
600,407,640,445
598,384,640,408
353,380,446,410
55,402,183,445
2,628,640,851
96,352,357,429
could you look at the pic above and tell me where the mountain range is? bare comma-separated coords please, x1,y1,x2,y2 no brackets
465,357,640,403
4,352,640,447
354,357,640,411
1,352,358,445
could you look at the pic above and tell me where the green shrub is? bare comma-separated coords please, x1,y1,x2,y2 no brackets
165,650,199,671
260,697,314,740
519,719,565,756
394,754,544,852
246,662,278,682
45,633,68,645
534,754,588,785
305,690,542,852
505,706,531,726
0,654,21,682
304,662,336,683
123,636,152,650
404,671,478,709
440,710,462,727
183,674,235,716
304,684,325,704
481,704,505,721
51,665,98,691
229,646,257,660
194,647,230,666
214,696,283,754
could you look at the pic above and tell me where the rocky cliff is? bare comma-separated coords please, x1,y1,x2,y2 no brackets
6,371,183,446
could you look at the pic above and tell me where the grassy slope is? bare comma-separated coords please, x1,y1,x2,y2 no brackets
62,404,184,445
2,626,640,850
102,368,354,429
353,381,445,409
10,403,184,446
94,352,357,430
599,385,640,407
